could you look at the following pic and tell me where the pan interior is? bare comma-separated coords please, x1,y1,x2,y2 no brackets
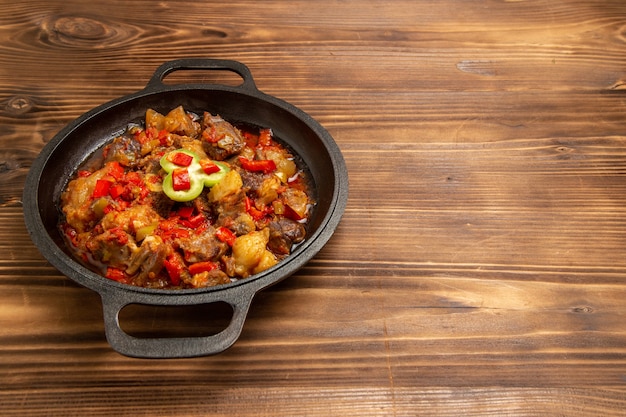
34,87,341,286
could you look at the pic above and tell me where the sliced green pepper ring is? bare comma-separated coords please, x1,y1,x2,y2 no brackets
160,149,230,202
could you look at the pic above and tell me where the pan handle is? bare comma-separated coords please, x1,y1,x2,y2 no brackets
99,287,255,358
146,58,257,91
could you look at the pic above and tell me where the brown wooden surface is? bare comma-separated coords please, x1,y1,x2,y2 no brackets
2,0,626,415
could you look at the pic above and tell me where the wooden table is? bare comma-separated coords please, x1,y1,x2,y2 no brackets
2,1,626,415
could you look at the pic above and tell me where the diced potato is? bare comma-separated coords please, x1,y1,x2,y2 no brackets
179,138,209,160
232,229,267,275
163,106,199,136
146,109,165,131
253,250,278,275
275,158,297,183
282,188,309,219
208,170,243,202
272,199,285,215
264,147,297,183
140,139,161,156
256,176,281,206
232,228,276,277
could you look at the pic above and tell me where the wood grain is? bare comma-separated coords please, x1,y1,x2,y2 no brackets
2,0,626,416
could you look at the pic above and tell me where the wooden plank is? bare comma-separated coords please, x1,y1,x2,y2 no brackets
1,0,626,415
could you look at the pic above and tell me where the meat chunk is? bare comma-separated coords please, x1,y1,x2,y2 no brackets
149,191,175,218
103,134,142,167
213,189,247,226
177,226,229,263
238,169,266,196
100,204,162,236
268,218,306,255
189,269,230,288
85,228,137,269
61,166,113,233
147,106,200,137
230,213,255,236
125,235,169,284
201,113,245,160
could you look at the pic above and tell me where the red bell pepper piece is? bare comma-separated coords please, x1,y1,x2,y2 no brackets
179,213,206,229
283,204,304,221
106,227,129,245
188,213,206,228
92,179,113,198
188,261,220,275
103,204,115,214
158,129,169,146
163,261,181,285
248,205,266,220
169,151,194,167
199,160,221,175
177,206,194,219
163,253,185,285
105,267,127,283
215,227,236,246
145,127,157,140
125,171,143,185
172,168,191,191
158,219,190,240
258,128,272,147
245,196,270,221
139,186,150,200
134,129,148,144
163,228,189,240
109,184,125,200
62,223,79,247
106,161,125,180
202,128,224,143
242,131,258,147
239,157,276,174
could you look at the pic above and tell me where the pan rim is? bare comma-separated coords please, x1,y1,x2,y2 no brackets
23,80,348,299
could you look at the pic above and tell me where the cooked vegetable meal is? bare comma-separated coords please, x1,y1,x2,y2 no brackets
59,106,314,289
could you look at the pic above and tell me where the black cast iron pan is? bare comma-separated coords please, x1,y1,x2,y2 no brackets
23,58,348,358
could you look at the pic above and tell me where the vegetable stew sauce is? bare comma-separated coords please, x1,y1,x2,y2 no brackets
60,106,314,289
